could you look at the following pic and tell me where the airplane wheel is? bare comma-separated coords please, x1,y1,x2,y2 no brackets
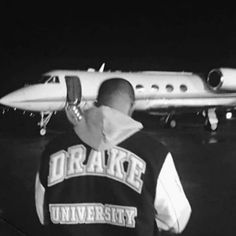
170,119,177,128
40,128,46,136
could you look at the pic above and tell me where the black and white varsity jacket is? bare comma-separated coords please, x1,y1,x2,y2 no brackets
35,105,191,236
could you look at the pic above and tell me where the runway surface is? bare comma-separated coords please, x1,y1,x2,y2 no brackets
0,112,236,236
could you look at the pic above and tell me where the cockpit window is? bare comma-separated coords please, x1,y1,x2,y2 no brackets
39,75,60,83
47,76,59,83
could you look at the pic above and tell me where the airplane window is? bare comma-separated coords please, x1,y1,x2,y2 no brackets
180,84,188,92
136,84,144,91
151,84,159,91
166,84,174,92
47,76,59,83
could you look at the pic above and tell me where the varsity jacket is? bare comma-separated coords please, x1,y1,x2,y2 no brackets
35,105,191,236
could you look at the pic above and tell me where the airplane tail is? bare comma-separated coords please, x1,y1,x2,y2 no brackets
87,62,105,72
99,63,105,72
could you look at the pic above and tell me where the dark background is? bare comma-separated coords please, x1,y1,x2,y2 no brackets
1,2,236,94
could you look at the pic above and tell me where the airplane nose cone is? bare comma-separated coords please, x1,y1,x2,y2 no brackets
0,86,35,108
0,92,19,108
0,84,67,111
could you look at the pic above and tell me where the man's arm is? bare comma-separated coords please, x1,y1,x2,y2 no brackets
154,152,191,234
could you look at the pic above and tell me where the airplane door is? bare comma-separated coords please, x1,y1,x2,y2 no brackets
65,76,82,105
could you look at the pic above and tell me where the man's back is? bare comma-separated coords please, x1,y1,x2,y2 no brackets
35,78,191,235
38,128,168,236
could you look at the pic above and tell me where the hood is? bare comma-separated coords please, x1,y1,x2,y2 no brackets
73,106,143,151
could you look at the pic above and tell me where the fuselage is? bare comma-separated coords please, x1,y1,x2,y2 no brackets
1,69,236,113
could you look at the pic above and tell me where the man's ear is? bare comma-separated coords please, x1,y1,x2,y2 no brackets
128,103,135,116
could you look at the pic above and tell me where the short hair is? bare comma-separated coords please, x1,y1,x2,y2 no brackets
96,78,135,107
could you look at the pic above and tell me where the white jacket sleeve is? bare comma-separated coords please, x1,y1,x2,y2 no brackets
35,172,46,225
154,153,191,233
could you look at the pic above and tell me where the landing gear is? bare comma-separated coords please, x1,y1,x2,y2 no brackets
161,114,177,129
38,112,53,136
203,108,219,132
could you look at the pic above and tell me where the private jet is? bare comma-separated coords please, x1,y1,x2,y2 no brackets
0,64,235,135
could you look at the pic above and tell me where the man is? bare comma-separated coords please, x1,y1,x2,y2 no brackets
35,78,191,235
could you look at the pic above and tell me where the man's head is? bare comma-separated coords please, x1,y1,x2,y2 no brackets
96,78,135,116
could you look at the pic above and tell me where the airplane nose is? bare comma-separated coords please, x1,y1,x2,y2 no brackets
0,84,67,111
0,85,41,108
0,95,8,106
0,91,21,108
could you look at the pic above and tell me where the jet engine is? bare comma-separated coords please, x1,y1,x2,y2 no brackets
207,68,236,91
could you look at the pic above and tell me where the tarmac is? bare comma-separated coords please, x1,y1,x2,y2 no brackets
0,111,236,236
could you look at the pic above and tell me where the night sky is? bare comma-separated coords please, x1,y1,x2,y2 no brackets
1,2,236,92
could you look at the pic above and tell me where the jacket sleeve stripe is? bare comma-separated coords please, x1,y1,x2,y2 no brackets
154,152,191,233
35,172,46,225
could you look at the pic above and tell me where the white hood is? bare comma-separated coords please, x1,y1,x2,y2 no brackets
73,106,143,151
